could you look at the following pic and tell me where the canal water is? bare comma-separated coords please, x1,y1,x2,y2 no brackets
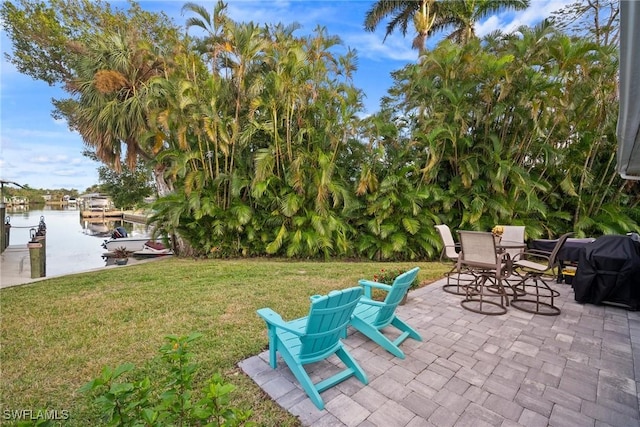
4,206,149,277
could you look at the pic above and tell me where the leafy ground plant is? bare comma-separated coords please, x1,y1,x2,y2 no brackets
373,268,420,289
80,333,254,426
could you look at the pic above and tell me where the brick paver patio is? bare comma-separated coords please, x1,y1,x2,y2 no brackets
240,277,640,426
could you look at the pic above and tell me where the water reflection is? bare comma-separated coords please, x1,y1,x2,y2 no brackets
80,217,149,238
4,206,151,277
82,220,112,237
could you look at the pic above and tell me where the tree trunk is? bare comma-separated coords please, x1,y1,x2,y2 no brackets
152,164,194,256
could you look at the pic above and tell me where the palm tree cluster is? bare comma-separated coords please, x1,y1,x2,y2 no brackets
364,0,530,52
2,0,637,260
375,19,638,240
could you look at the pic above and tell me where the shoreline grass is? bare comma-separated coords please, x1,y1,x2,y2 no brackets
0,258,449,426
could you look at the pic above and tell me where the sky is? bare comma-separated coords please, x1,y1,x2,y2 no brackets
0,0,572,192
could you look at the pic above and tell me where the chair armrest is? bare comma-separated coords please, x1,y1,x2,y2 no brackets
513,250,551,264
523,249,551,257
358,279,392,299
256,308,304,336
357,297,386,308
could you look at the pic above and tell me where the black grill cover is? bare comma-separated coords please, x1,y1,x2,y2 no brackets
573,235,640,309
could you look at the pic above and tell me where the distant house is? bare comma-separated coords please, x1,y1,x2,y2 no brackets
10,196,29,206
42,194,52,202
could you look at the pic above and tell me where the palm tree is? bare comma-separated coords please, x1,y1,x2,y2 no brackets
434,0,530,44
182,1,229,74
364,0,529,51
364,0,439,52
70,31,168,184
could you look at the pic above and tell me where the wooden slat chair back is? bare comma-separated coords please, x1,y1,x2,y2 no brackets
373,267,418,326
349,267,422,359
300,289,362,361
257,287,368,409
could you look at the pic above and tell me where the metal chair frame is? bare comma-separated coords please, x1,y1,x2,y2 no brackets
508,232,573,316
435,224,473,295
458,231,512,315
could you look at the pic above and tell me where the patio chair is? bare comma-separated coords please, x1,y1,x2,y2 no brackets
257,287,368,410
458,231,512,315
348,267,422,359
498,225,526,260
435,224,469,295
509,232,573,315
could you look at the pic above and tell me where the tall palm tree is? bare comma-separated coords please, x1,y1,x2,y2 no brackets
434,0,530,44
70,31,165,176
364,0,439,52
182,1,229,74
364,0,529,51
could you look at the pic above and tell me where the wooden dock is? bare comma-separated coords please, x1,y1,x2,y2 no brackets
122,212,148,224
0,245,41,288
80,210,124,218
79,210,149,224
0,243,165,289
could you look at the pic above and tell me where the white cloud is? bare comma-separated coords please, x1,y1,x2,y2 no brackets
344,32,416,62
53,168,81,177
477,0,574,36
476,15,504,36
0,128,98,189
31,156,56,164
3,128,73,140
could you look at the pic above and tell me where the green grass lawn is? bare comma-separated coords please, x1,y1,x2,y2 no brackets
0,258,450,426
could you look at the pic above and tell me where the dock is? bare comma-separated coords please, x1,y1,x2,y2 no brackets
79,210,149,224
122,212,149,224
0,243,166,289
80,210,124,218
0,245,44,288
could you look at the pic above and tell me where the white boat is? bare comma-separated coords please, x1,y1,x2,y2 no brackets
88,197,110,209
102,236,167,252
79,193,112,210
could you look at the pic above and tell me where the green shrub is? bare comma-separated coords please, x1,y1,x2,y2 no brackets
372,268,419,289
80,333,254,426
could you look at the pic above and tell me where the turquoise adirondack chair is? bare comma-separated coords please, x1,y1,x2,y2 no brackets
349,267,422,359
256,287,368,410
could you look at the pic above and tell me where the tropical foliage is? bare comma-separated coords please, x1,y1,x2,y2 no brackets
377,19,638,239
2,0,637,261
364,0,530,51
97,162,154,210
